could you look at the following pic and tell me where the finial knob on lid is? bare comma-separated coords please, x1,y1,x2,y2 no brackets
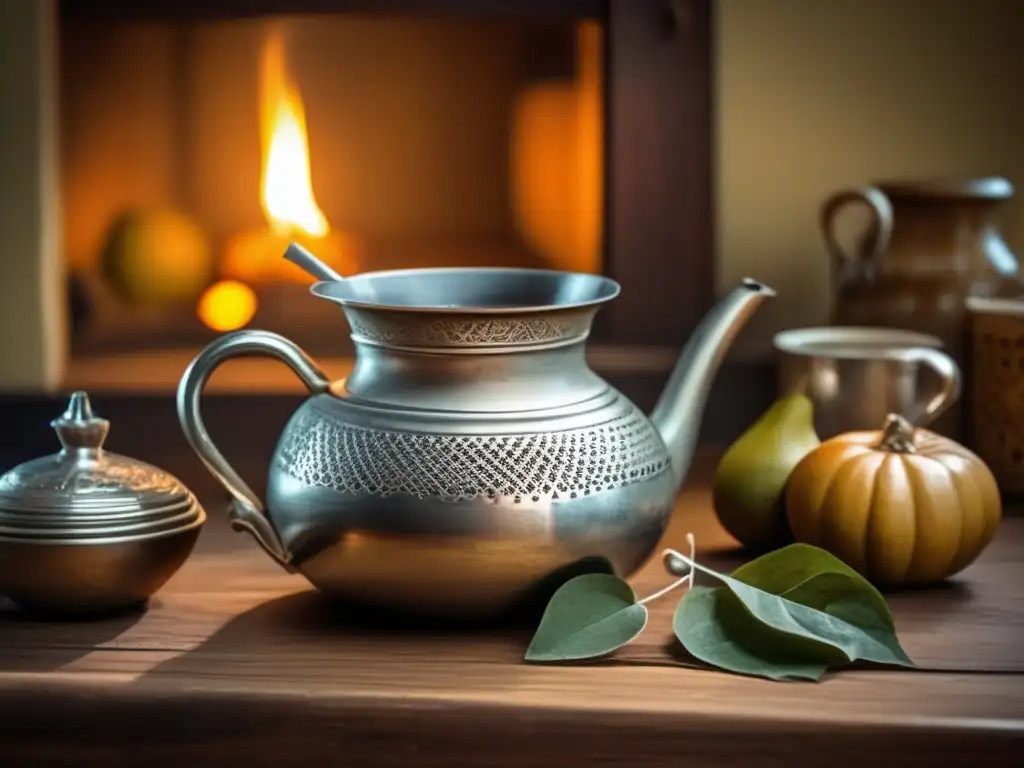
50,391,110,451
0,390,192,514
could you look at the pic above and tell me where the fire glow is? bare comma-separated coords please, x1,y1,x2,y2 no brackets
259,30,331,239
201,25,357,332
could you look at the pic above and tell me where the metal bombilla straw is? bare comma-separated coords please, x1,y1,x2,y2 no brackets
283,242,345,283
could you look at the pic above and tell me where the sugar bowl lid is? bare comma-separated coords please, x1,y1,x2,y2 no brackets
0,392,196,523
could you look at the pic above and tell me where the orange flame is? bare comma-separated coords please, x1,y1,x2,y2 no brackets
259,27,330,237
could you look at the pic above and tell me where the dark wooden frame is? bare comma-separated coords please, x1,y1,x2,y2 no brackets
58,0,607,21
602,0,714,346
59,0,714,349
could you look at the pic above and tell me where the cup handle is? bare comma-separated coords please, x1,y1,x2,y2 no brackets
820,186,895,288
900,347,962,429
176,330,332,572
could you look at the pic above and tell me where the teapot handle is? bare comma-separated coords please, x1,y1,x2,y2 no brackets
820,185,895,288
176,330,331,572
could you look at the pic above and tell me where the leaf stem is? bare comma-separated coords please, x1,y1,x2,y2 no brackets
636,574,689,605
637,533,697,605
663,534,725,586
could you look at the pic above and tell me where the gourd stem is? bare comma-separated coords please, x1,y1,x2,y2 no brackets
877,413,917,453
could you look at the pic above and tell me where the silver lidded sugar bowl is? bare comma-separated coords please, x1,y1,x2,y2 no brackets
0,392,205,618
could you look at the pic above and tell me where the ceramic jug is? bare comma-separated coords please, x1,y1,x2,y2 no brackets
821,177,1024,435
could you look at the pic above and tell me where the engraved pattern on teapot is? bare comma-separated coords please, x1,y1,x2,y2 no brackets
275,398,668,503
346,313,592,348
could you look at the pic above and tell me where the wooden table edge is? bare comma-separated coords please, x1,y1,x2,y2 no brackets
2,674,1022,766
3,668,1023,735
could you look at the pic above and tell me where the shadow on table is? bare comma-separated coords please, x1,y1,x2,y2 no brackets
133,555,617,685
0,595,149,672
131,589,535,686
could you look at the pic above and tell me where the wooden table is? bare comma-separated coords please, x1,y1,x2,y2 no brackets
2,476,1023,766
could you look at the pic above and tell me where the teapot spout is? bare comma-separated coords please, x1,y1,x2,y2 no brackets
650,278,775,491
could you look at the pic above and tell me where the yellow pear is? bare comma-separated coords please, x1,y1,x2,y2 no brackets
712,389,821,552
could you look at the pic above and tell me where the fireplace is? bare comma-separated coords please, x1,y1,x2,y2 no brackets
0,0,713,396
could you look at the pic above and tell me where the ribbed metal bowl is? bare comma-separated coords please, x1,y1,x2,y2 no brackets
0,507,202,541
0,393,206,617
0,518,204,616
0,497,202,536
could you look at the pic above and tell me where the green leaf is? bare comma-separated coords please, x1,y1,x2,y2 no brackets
730,543,895,628
727,544,913,667
669,543,915,679
525,574,648,662
716,572,913,667
674,587,836,681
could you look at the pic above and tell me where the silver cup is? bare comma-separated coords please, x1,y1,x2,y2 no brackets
773,327,961,440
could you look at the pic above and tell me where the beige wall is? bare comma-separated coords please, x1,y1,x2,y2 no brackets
717,0,1024,360
0,0,64,391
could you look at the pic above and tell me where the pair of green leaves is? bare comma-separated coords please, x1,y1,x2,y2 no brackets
524,542,914,681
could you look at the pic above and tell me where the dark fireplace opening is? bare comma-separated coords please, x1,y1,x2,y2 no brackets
60,7,604,362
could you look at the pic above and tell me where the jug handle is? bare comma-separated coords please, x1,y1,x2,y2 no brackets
176,330,332,572
820,186,895,287
901,346,962,429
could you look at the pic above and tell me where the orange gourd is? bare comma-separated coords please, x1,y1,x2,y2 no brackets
785,414,1002,587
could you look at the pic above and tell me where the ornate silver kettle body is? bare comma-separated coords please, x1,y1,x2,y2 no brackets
177,267,773,617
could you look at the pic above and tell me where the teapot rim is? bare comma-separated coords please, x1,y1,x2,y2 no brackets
308,266,622,315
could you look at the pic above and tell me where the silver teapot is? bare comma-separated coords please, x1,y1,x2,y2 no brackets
177,247,773,617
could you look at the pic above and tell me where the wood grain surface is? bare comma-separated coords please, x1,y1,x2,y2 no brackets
2,471,1023,766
